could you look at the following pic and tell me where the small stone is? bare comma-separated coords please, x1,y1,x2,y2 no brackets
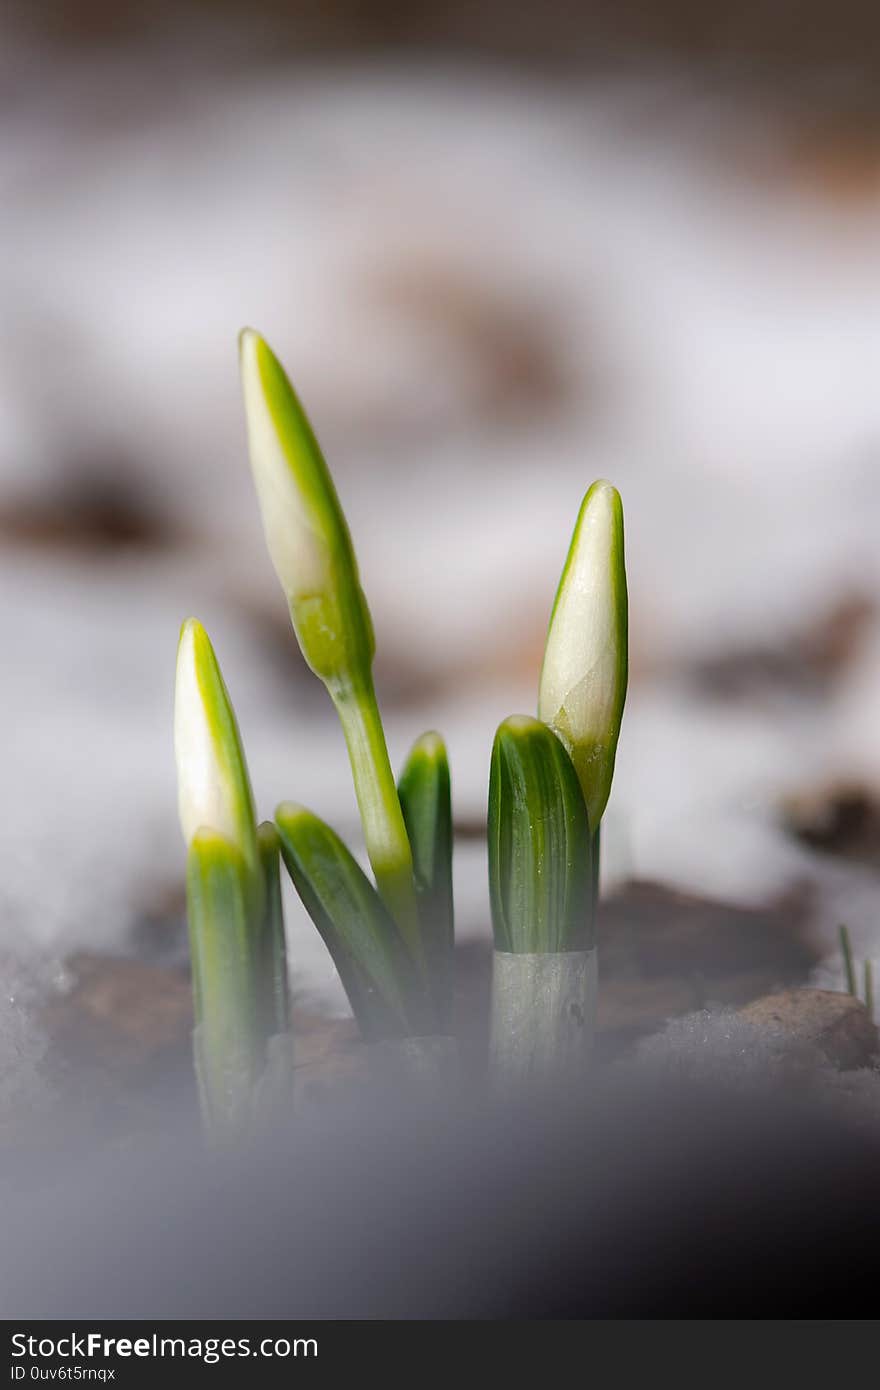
739,988,878,1070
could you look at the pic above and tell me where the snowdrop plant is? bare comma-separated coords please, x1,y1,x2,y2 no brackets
240,330,453,1042
240,330,421,964
174,619,291,1140
489,483,628,1084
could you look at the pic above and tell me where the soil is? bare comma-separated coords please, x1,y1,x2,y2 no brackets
36,878,824,1137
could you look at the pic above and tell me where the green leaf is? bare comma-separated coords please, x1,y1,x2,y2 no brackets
398,732,454,1028
539,480,628,830
275,802,426,1041
488,716,593,954
256,821,290,1038
186,830,267,1137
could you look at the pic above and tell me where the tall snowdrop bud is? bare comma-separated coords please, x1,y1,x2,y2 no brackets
239,328,374,693
239,329,420,956
539,481,628,831
174,618,260,891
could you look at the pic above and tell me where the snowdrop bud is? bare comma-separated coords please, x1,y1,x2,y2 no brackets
174,618,259,877
538,481,628,830
239,328,374,692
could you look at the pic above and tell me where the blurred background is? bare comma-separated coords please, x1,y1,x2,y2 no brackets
3,2,880,1077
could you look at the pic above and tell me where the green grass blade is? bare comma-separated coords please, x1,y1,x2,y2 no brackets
398,732,455,1028
275,802,426,1040
839,923,857,996
488,716,593,954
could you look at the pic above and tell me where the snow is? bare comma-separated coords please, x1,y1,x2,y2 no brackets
0,953,57,1130
630,1007,880,1128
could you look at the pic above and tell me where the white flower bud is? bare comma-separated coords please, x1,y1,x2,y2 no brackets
538,480,628,830
174,617,258,874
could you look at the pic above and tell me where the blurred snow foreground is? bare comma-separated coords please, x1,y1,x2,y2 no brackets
2,55,880,1014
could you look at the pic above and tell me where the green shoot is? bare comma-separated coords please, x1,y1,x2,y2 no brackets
398,732,455,1028
239,329,420,962
839,924,874,1017
256,821,290,1039
839,923,857,997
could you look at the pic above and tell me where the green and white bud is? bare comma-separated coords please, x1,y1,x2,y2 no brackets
174,617,260,890
539,480,628,831
239,328,373,691
239,329,420,956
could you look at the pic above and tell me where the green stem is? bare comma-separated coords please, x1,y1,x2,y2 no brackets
332,679,422,964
